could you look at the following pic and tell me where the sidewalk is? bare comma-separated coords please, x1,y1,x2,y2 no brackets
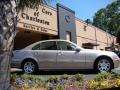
11,68,22,72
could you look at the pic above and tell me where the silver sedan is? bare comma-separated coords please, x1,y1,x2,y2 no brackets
12,39,120,74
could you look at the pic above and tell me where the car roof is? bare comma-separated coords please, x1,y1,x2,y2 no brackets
31,39,72,45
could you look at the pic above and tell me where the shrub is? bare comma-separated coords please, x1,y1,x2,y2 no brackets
112,73,120,79
94,72,112,82
64,81,73,86
74,74,83,81
56,84,64,90
47,76,59,83
19,74,39,81
89,80,99,89
12,72,120,90
10,74,18,84
11,74,46,89
73,81,83,86
115,79,120,87
23,83,29,89
60,74,69,80
99,80,109,88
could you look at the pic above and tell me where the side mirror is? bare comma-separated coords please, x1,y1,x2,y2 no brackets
75,48,80,52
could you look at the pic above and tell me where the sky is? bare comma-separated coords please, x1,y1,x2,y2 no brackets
50,0,115,21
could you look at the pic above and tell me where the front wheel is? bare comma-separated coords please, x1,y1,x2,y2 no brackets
95,57,113,72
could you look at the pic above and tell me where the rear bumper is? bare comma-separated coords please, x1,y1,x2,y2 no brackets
11,59,21,69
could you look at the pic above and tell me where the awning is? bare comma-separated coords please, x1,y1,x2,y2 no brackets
82,42,100,46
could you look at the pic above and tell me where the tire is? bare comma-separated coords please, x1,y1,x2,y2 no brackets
22,60,38,74
94,57,113,72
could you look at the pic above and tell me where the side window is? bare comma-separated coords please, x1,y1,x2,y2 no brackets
40,41,57,50
32,41,57,50
57,41,76,50
32,44,40,50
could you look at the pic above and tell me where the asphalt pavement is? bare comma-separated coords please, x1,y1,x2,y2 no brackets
11,67,120,81
11,68,98,80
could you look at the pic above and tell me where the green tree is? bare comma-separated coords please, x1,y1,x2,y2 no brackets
117,27,120,44
93,8,107,30
93,0,120,44
106,0,120,35
0,0,53,89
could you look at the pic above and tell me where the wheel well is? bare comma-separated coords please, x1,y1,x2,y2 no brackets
21,58,38,69
94,55,114,69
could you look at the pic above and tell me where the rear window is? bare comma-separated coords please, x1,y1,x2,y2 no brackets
32,41,57,50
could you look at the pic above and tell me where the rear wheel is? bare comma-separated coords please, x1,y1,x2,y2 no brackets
22,60,38,74
95,57,113,72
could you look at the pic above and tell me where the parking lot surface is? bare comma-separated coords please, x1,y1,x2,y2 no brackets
11,68,100,80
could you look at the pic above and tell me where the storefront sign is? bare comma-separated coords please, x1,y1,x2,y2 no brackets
21,13,50,25
21,7,52,25
23,23,48,33
17,5,58,35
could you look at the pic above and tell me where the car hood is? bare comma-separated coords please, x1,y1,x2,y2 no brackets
83,49,118,57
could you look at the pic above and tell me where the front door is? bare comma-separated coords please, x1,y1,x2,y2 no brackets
56,41,85,69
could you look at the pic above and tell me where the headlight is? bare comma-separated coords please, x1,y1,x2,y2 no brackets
113,54,120,61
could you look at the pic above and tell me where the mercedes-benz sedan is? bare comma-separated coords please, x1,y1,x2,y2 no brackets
12,39,120,74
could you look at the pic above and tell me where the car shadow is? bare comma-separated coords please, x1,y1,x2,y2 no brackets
11,68,97,75
37,69,97,75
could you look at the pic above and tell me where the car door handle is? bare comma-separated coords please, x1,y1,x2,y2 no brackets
57,52,62,55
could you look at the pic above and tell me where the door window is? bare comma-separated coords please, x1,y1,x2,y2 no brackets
57,41,76,51
32,43,40,50
32,41,57,50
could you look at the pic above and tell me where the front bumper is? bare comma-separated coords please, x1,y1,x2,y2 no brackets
113,58,120,68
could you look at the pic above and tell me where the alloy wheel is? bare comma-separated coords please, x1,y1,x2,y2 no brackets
24,62,35,74
97,59,111,72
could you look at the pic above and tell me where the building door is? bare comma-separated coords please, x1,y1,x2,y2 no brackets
66,31,71,41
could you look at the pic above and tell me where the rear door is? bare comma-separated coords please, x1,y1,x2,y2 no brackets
32,41,58,69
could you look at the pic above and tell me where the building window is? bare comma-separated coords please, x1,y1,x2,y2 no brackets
82,45,93,49
82,42,99,49
84,25,87,31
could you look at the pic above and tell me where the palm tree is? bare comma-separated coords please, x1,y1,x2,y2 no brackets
0,0,52,89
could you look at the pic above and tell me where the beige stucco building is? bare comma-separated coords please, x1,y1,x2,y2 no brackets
76,18,116,50
14,4,116,50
